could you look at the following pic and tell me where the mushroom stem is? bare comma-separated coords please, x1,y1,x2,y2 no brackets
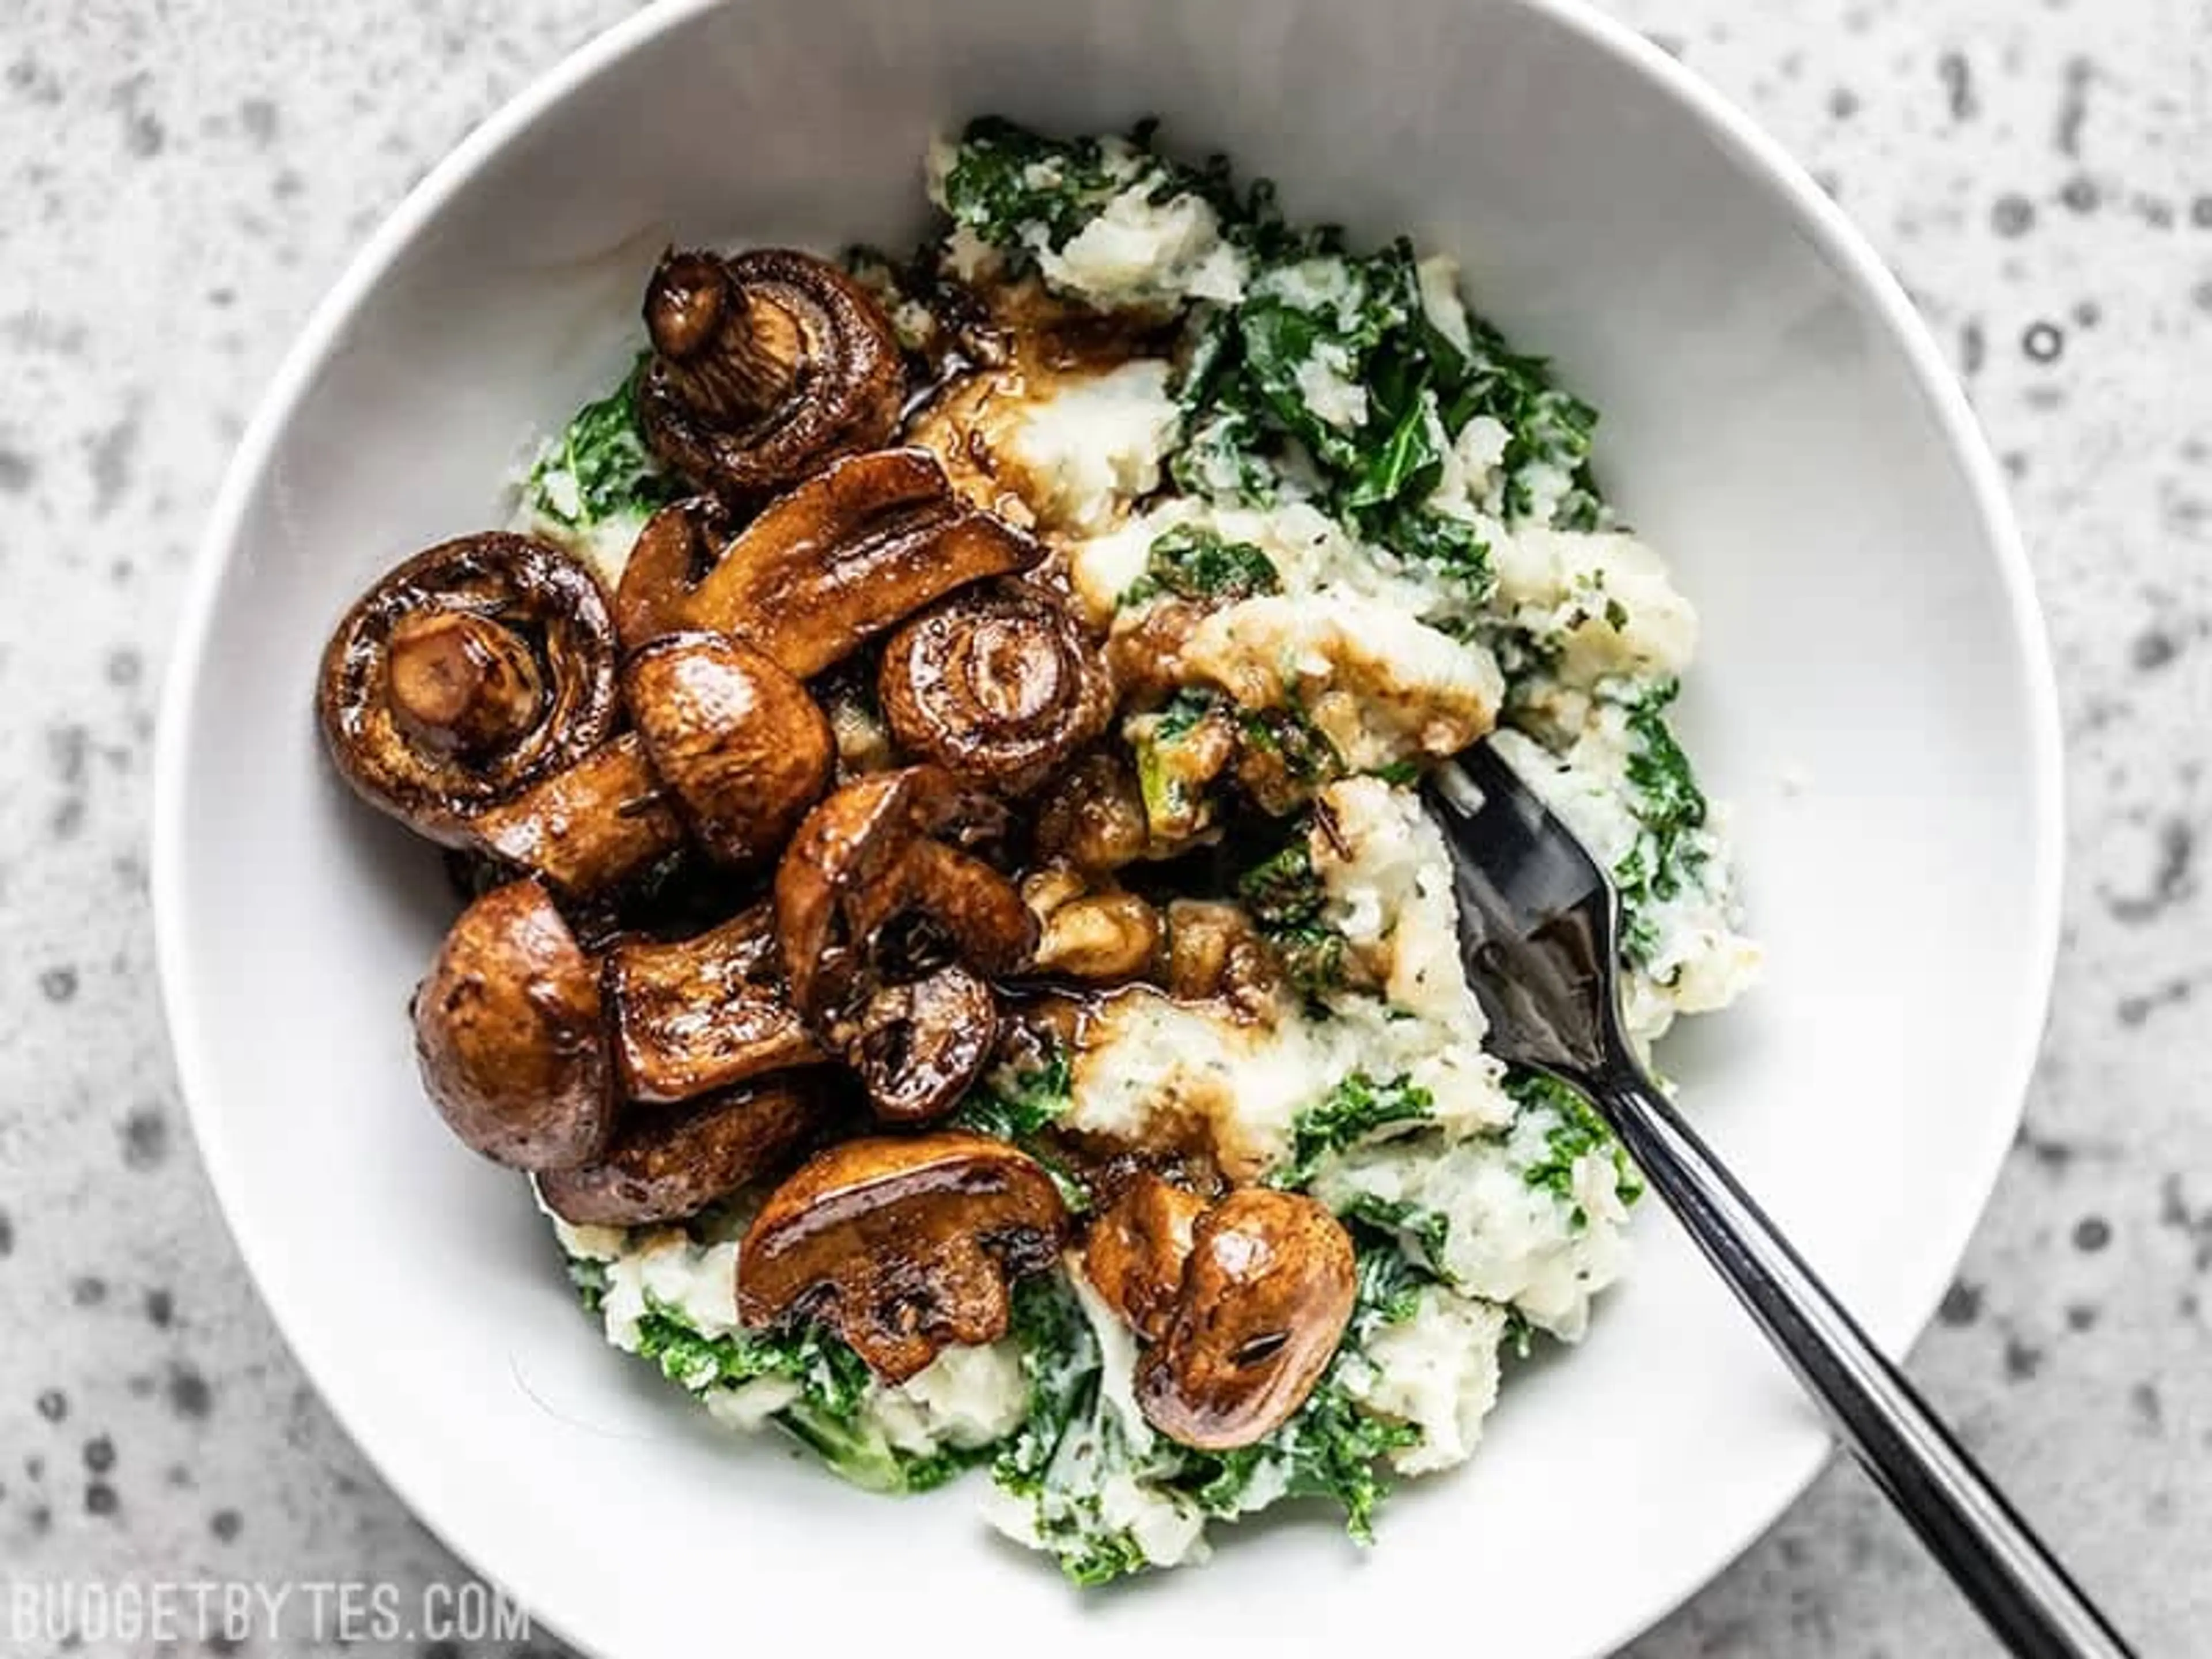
385,609,545,759
645,252,806,426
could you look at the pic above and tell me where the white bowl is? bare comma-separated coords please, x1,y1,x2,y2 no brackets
153,1,2061,1654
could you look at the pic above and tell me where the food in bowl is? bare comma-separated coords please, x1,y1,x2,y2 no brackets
312,118,1758,1584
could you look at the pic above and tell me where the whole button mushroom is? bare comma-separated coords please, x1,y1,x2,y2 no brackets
737,1132,1070,1383
639,247,906,500
467,733,688,898
624,632,835,867
318,534,622,843
1131,1188,1359,1451
879,586,1113,796
605,901,825,1103
411,878,615,1171
615,449,1044,668
536,1076,829,1229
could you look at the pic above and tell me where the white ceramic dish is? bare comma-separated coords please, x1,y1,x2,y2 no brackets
152,1,2061,1654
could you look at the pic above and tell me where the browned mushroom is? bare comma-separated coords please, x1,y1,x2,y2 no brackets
1134,1188,1358,1451
774,767,1036,1122
468,733,686,897
736,1132,1069,1382
411,878,615,1171
1081,1171,1208,1343
620,449,1044,673
624,632,834,866
879,586,1112,794
318,535,620,843
605,902,825,1103
612,495,732,650
1032,750,1151,873
639,248,906,500
536,1075,828,1228
1164,899,1281,1014
1022,868,1163,984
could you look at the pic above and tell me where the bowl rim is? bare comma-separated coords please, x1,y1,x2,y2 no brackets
151,0,2064,1652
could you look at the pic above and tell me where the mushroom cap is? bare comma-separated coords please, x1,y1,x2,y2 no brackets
879,586,1113,795
411,878,615,1171
659,448,1044,677
737,1132,1069,1382
624,631,834,866
839,963,997,1123
1081,1171,1208,1343
639,248,905,499
536,1075,828,1228
1134,1187,1358,1451
607,902,824,1103
318,534,620,843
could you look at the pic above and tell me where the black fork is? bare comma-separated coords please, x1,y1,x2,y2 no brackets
1425,740,2134,1659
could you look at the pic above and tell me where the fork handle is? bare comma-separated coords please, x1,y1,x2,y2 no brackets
1591,1069,2135,1659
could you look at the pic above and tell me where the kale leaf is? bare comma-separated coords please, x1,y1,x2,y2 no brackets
1126,524,1283,604
1280,1072,1436,1187
523,353,680,531
1506,1068,1643,1225
1236,825,1351,998
1611,680,1713,967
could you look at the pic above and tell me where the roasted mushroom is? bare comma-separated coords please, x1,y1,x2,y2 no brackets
319,535,620,842
536,1076,828,1228
616,448,1043,673
411,878,615,1171
1164,899,1281,1013
1082,1171,1209,1343
639,248,905,499
736,1132,1069,1382
774,767,1036,1120
468,732,687,897
1031,749,1151,873
1133,1188,1358,1451
624,632,834,866
605,902,824,1103
612,495,733,650
1022,868,1163,984
880,586,1112,794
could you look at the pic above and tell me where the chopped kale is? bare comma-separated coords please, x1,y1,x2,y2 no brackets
631,1304,970,1495
948,1045,1073,1142
1611,680,1713,968
935,118,1122,253
1126,524,1283,604
1235,824,1351,998
566,1255,610,1313
1337,1193,1453,1277
522,353,681,532
1506,1069,1643,1225
1281,1072,1437,1187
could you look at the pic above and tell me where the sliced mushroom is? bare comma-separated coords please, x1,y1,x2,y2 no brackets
640,248,905,499
624,632,834,866
605,902,824,1103
468,733,686,896
880,586,1112,794
536,1075,828,1227
318,534,620,842
1134,1188,1358,1451
737,1132,1069,1382
623,449,1043,673
1023,868,1162,983
1081,1171,1208,1343
411,878,614,1171
775,768,1035,1122
614,495,733,650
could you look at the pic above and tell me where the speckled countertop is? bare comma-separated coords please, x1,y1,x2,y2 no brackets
0,1,2205,1654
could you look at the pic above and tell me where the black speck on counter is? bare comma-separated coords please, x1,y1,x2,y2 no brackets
84,1479,118,1517
210,1507,242,1542
165,1362,214,1421
143,1287,175,1328
2003,1335,2046,1382
82,1435,114,1474
2023,320,2065,363
0,1208,13,1257
38,965,77,1002
35,1389,67,1424
121,1104,169,1171
70,1274,107,1308
2074,1215,2113,1252
1991,193,2036,237
1938,1279,1984,1327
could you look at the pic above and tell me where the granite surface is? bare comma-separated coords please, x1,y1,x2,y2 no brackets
0,1,2204,1654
